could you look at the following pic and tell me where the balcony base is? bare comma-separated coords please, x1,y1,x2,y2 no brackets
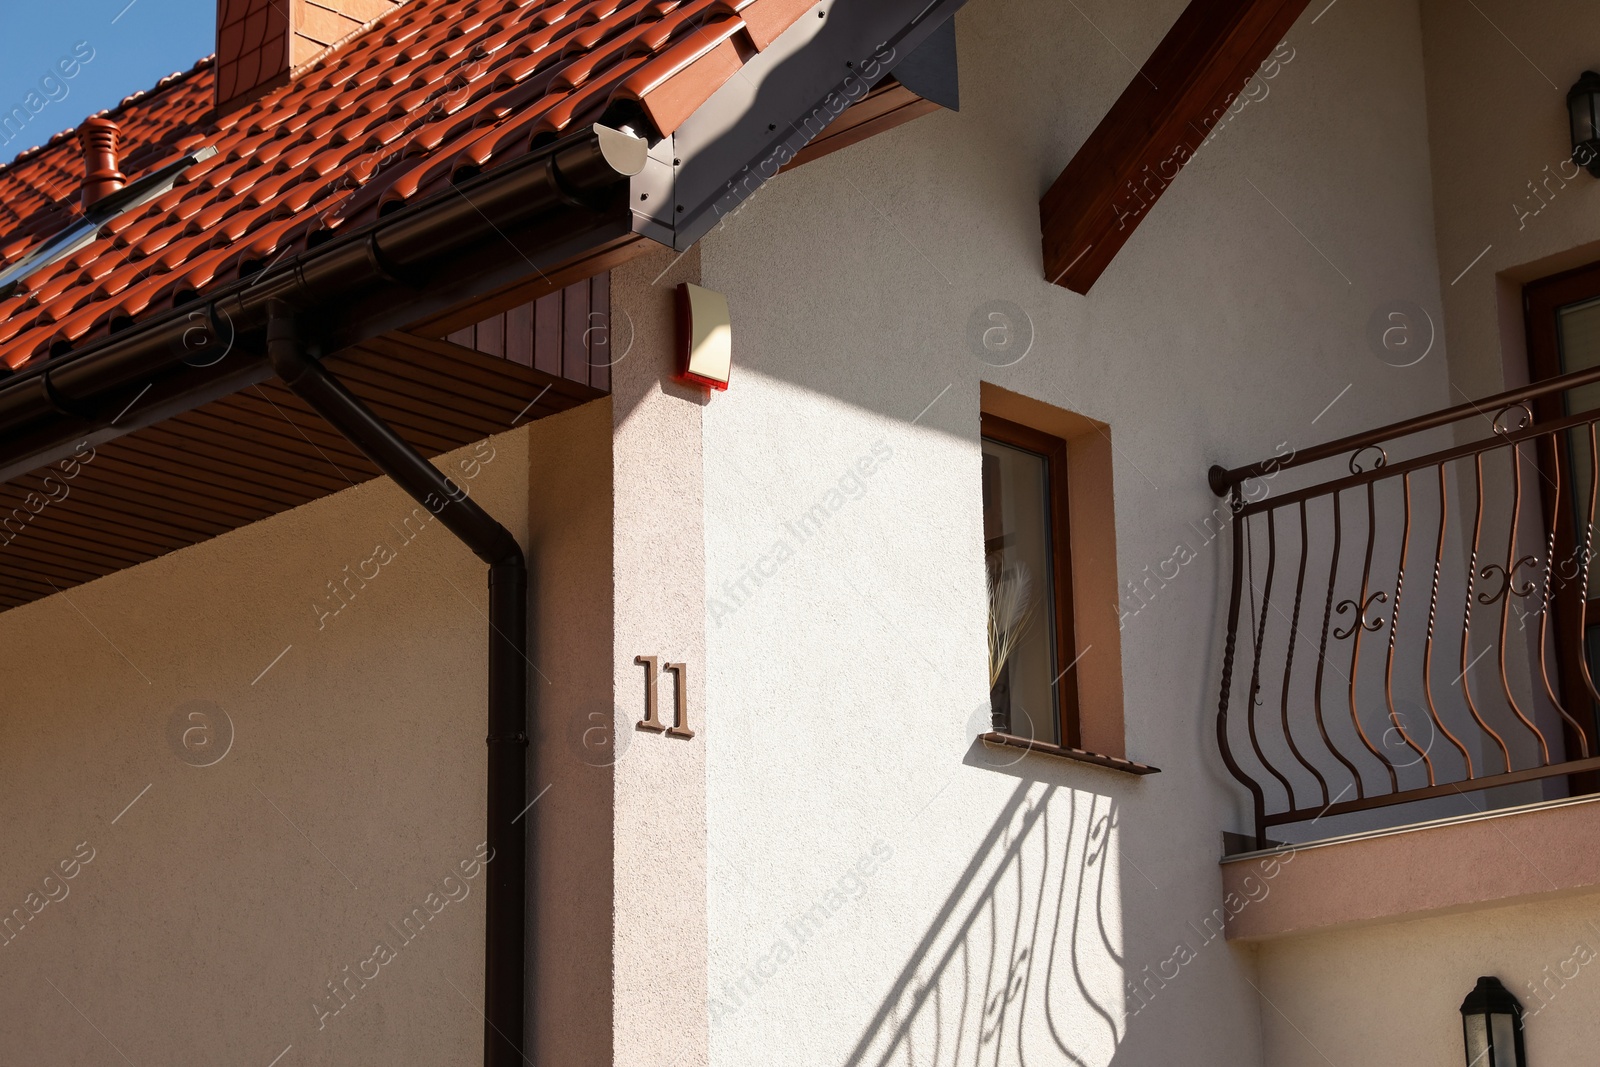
1222,791,1600,941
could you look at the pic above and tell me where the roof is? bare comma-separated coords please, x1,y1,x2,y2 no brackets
0,0,817,374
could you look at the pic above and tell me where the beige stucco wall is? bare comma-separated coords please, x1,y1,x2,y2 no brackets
528,398,615,1064
0,254,712,1065
1257,886,1600,1066
696,0,1455,1064
0,426,534,1064
1421,0,1600,399
608,246,712,1067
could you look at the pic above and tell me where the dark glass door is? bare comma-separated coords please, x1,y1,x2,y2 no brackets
1526,265,1600,772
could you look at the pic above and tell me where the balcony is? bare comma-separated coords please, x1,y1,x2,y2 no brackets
1210,365,1600,849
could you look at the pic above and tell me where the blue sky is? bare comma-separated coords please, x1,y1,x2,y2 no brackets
0,0,212,156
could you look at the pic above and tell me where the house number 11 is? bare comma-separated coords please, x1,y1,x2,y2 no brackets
635,655,695,739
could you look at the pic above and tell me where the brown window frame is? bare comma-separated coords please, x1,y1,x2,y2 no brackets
981,413,1082,750
1526,260,1600,384
1524,260,1600,785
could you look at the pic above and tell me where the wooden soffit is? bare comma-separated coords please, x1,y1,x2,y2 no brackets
1040,0,1311,294
0,279,608,613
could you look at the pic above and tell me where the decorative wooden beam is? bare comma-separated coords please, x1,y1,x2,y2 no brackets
1040,0,1311,294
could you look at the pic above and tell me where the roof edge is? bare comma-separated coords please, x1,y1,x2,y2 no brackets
0,122,644,482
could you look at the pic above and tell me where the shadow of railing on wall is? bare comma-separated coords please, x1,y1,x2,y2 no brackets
842,779,1124,1067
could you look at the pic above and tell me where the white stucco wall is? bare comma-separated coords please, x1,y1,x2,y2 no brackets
696,0,1456,1063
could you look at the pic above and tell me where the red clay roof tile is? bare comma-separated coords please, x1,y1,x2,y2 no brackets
0,0,817,371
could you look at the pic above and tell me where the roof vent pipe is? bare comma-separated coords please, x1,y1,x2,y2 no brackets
79,117,126,212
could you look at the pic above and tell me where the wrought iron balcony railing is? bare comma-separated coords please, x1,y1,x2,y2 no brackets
1210,366,1600,848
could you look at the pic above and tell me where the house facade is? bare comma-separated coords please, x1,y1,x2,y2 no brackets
2,0,1599,1065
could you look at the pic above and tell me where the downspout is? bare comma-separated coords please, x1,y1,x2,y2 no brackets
265,301,529,1067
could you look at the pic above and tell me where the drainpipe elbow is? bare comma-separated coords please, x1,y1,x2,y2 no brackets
488,542,526,572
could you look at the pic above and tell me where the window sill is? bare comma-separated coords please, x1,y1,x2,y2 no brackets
979,732,1160,775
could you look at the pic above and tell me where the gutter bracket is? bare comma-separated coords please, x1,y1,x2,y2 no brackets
487,733,531,746
39,370,100,421
362,233,425,290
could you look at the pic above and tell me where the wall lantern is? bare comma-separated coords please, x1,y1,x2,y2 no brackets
1460,976,1526,1067
1568,70,1600,177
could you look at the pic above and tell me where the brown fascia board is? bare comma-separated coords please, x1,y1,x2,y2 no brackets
1039,0,1311,294
782,78,945,172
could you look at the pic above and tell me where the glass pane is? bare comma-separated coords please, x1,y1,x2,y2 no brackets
982,438,1059,743
1463,1015,1490,1066
1490,1012,1518,1066
1575,93,1600,146
1560,297,1600,539
1560,302,1600,749
1586,626,1600,699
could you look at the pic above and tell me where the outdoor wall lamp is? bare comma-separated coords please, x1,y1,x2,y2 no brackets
1460,976,1526,1067
1568,70,1600,176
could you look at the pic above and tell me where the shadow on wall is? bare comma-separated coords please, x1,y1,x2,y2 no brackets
841,777,1127,1067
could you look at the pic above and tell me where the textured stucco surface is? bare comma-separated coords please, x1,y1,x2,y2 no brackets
1421,0,1600,400
1223,794,1600,941
0,428,532,1064
528,399,615,1065
1257,886,1600,1066
6,0,1595,1064
696,0,1455,1064
609,246,711,1067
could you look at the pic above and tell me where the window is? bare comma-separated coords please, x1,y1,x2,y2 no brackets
981,414,1080,748
977,384,1146,774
